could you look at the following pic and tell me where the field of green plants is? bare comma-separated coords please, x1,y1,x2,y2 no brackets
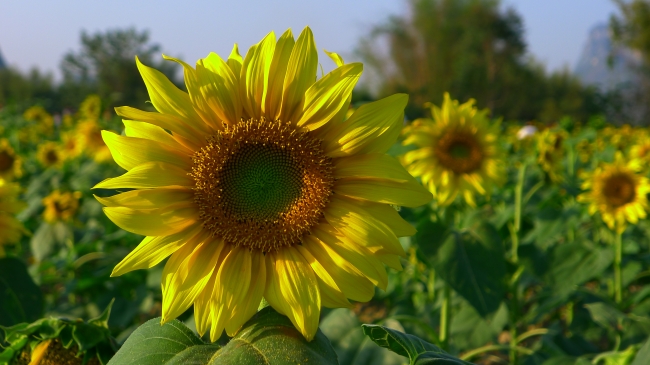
1,88,650,365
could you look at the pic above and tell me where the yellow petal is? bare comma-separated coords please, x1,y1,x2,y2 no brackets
323,94,408,158
122,120,190,153
352,198,416,237
227,44,243,80
265,246,320,341
240,31,275,119
94,188,194,209
334,153,417,183
265,29,295,120
296,63,362,131
281,27,318,124
324,50,345,67
162,233,225,323
324,196,406,257
93,162,194,189
194,270,217,337
335,178,432,208
210,246,252,341
313,224,388,290
302,234,375,302
225,250,267,336
163,55,221,130
102,131,192,171
197,52,242,125
136,57,202,126
103,205,198,237
114,106,206,149
296,245,351,308
111,225,203,276
29,339,52,365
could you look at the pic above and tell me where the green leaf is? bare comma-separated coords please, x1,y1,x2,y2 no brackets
632,337,650,365
584,302,626,331
30,223,56,261
320,308,404,365
0,258,43,326
361,325,472,365
429,221,506,317
545,242,613,296
108,306,339,365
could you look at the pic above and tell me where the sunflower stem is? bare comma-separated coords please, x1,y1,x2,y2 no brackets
509,163,527,365
614,231,623,305
439,283,452,351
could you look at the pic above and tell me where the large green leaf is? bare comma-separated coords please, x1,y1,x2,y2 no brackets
424,220,506,317
0,258,43,327
361,325,473,365
545,242,613,296
108,306,338,365
632,337,650,365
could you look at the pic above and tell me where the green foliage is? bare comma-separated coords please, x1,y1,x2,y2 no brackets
108,307,338,365
362,325,471,364
0,258,43,327
0,300,116,365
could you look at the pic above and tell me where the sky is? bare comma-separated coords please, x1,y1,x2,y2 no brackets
0,0,619,82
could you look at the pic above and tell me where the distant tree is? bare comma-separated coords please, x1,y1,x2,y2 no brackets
358,0,605,122
0,67,57,110
59,28,177,109
610,0,650,123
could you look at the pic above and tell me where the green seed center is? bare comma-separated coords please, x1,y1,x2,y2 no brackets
221,144,303,221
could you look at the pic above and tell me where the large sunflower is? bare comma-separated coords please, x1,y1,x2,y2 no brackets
94,27,431,341
400,93,503,207
578,152,650,234
0,179,26,257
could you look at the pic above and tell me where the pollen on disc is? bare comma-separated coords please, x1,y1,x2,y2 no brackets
191,118,334,252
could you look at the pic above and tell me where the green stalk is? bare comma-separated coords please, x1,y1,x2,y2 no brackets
614,231,623,305
439,283,452,350
509,163,527,365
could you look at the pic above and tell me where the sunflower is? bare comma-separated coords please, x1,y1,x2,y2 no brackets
93,27,431,341
629,133,650,166
0,139,22,180
76,120,112,162
42,190,82,223
536,128,568,183
79,94,102,121
60,131,85,159
36,142,64,168
0,179,26,256
400,92,504,207
577,152,650,234
23,105,54,135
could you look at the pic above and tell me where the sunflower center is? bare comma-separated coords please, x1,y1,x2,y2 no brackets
46,150,59,164
435,131,484,174
0,151,14,173
191,118,334,252
603,174,636,207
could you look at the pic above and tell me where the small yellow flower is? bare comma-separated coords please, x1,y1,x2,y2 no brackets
629,134,650,166
0,139,22,180
36,142,64,168
0,179,26,257
401,93,504,207
578,153,650,233
76,120,112,162
60,131,85,159
23,105,54,135
94,27,431,341
79,94,102,121
42,190,82,223
536,128,568,183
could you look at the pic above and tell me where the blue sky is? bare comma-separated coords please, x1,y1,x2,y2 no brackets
0,0,618,81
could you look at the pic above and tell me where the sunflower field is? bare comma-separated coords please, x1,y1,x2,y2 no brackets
2,27,650,365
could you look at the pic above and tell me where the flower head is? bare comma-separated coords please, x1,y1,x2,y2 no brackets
401,93,504,207
578,152,650,233
76,120,112,162
536,128,568,183
0,139,22,180
94,27,431,341
42,190,82,223
36,142,64,168
0,179,26,256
